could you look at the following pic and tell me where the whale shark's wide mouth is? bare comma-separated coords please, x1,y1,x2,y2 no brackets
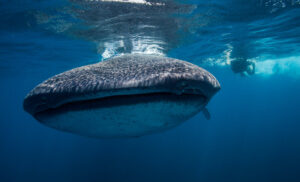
33,84,209,116
24,77,216,116
24,77,219,116
34,91,207,120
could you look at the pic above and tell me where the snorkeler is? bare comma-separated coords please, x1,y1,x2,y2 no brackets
230,58,255,76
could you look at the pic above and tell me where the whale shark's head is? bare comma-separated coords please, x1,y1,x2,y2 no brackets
23,54,220,138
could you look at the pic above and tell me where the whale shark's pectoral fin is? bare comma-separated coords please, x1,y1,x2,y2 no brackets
202,107,211,120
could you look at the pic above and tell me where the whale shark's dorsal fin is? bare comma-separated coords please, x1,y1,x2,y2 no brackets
202,107,211,120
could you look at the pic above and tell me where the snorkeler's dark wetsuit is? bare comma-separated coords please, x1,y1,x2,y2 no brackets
230,59,255,75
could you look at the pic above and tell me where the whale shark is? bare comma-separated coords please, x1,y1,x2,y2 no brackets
23,54,220,138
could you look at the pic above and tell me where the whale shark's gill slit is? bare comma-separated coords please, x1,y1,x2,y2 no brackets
34,92,207,118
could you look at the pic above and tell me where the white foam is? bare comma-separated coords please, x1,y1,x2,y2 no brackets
98,37,165,60
87,0,165,6
256,56,300,78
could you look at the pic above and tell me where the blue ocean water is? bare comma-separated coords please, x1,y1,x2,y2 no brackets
1,0,300,181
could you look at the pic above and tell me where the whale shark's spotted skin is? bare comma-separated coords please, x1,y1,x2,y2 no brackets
23,54,220,138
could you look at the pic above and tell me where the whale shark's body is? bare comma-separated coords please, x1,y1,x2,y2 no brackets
23,54,220,138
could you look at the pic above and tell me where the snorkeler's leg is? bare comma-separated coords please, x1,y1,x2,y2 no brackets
246,62,255,75
252,62,255,74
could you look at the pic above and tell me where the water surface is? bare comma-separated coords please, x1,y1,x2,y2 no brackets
1,0,300,181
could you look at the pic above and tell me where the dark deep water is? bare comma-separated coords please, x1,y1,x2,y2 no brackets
1,0,300,181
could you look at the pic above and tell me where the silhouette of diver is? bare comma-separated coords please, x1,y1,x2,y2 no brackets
230,58,255,76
